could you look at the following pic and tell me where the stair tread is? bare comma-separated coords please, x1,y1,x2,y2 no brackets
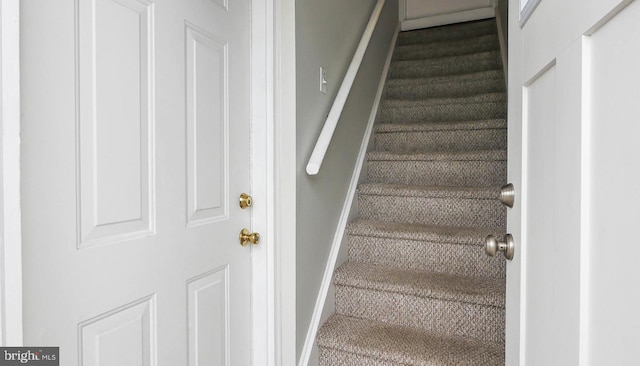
335,262,505,307
375,119,506,133
317,315,504,366
387,70,504,88
347,218,504,246
367,149,506,161
358,183,501,200
383,92,506,108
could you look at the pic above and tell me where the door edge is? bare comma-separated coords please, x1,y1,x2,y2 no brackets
0,0,24,347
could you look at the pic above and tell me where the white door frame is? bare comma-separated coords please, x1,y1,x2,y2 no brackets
0,0,23,347
251,0,297,364
0,0,297,364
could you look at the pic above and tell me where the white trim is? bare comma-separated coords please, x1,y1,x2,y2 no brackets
297,24,399,366
495,3,508,86
250,0,275,364
579,35,592,366
0,0,23,346
519,0,541,27
306,0,386,176
518,83,530,366
401,7,495,31
398,0,407,23
272,0,297,363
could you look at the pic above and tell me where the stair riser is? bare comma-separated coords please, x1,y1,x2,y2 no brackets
358,194,505,228
386,78,505,99
393,36,499,61
335,286,505,343
389,58,501,79
380,102,506,123
398,21,497,46
348,236,506,278
375,128,507,152
367,160,506,186
318,350,399,366
319,347,504,366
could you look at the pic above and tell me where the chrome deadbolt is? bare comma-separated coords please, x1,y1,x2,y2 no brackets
485,234,515,260
500,184,515,208
239,228,260,246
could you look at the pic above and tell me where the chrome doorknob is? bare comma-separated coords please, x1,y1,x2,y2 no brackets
239,228,260,246
485,234,515,260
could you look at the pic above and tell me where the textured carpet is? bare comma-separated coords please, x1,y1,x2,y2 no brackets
316,18,507,365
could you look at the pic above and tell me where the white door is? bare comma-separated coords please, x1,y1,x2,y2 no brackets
507,0,640,364
20,0,255,364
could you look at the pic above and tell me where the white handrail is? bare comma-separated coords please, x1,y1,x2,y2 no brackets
306,0,386,175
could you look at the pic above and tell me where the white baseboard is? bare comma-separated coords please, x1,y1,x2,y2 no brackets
297,23,400,366
401,6,495,31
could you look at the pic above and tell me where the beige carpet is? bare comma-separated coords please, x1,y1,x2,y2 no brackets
316,18,507,365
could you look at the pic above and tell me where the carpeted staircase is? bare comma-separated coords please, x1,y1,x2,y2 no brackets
316,19,508,365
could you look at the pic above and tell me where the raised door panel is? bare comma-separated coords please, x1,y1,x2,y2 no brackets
79,296,157,366
77,0,155,247
587,2,640,363
185,24,229,227
523,65,558,366
522,45,583,364
188,268,229,366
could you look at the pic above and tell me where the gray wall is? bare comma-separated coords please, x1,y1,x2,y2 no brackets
295,0,398,360
498,0,508,57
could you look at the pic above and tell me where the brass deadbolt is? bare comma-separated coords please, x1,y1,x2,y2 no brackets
239,228,260,246
239,193,253,209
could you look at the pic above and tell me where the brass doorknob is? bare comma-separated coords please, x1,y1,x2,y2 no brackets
485,234,515,260
239,193,253,209
239,228,260,246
